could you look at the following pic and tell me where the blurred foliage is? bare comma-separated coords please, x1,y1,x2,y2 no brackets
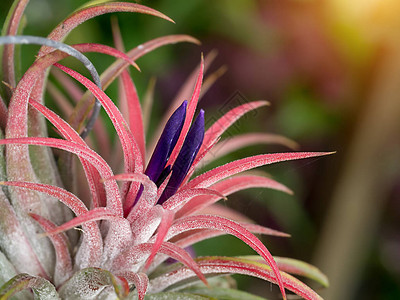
1,0,399,299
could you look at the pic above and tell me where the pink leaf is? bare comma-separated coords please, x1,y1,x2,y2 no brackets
29,98,105,208
166,214,286,299
55,63,143,177
0,181,87,215
144,208,175,270
178,173,292,217
68,34,199,135
0,137,123,215
200,101,269,154
72,43,140,71
114,242,207,286
120,71,145,162
0,180,103,268
168,55,204,166
148,51,215,155
50,68,83,102
2,0,30,89
43,207,121,236
162,188,225,211
185,152,333,190
29,213,73,286
204,133,299,163
42,2,174,56
149,256,323,300
104,173,157,222
116,272,148,300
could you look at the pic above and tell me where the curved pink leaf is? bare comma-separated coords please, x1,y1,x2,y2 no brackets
173,224,289,251
116,272,148,300
185,152,332,190
166,214,286,299
0,180,103,268
105,173,157,222
69,35,199,135
148,51,215,155
55,63,143,177
2,0,30,89
200,101,269,154
148,256,322,300
0,137,122,215
119,71,145,162
72,43,140,71
29,213,73,286
50,68,83,102
178,173,292,217
113,242,207,286
29,98,105,208
162,188,225,211
42,2,173,56
144,209,174,270
168,55,204,166
43,207,121,236
0,181,87,215
204,133,299,163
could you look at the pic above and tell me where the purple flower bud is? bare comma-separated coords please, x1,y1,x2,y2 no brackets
158,109,205,204
145,101,187,182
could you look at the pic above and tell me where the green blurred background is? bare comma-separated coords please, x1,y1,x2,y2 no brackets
1,0,400,299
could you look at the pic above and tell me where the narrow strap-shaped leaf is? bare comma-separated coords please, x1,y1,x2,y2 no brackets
113,242,207,286
55,63,143,176
178,173,292,217
162,188,225,211
165,214,286,299
204,133,299,164
0,35,102,137
29,98,105,209
168,55,204,166
1,0,29,90
148,256,323,300
70,34,199,136
0,273,59,299
73,43,139,71
148,51,214,156
41,207,122,236
184,152,333,190
200,101,269,155
116,272,148,300
0,180,103,269
29,214,73,286
244,256,329,288
0,137,123,215
104,173,157,223
44,2,173,52
144,209,175,270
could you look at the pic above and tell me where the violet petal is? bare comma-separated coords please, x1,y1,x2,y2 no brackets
145,101,187,182
158,110,205,204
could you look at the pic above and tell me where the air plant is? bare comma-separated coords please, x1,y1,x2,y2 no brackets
0,1,330,299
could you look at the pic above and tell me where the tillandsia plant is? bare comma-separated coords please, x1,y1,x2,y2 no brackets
0,1,331,299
